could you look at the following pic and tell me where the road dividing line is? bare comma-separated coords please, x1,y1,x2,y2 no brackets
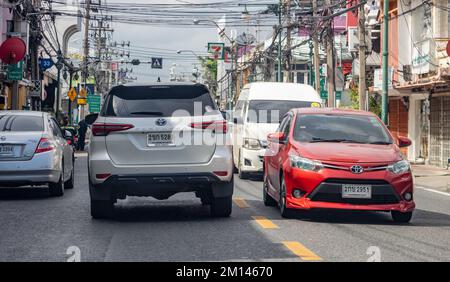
417,187,450,197
282,241,322,261
233,198,250,208
252,216,278,229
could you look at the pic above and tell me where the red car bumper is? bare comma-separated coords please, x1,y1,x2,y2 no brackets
283,165,415,213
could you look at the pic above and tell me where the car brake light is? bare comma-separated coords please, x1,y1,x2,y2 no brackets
92,123,134,136
35,138,54,154
96,173,111,180
213,171,228,177
189,120,228,133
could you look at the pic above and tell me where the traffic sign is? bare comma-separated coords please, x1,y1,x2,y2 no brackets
79,88,87,98
68,87,77,102
151,57,163,69
7,61,23,81
39,58,54,71
208,42,225,60
77,98,87,105
87,95,101,113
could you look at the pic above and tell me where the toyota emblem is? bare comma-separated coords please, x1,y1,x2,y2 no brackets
350,165,364,174
0,136,6,141
155,119,167,126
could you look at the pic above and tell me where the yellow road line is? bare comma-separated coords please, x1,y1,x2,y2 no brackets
252,216,279,229
233,198,250,208
282,241,322,261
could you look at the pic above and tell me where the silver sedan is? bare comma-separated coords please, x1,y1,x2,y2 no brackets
0,111,74,196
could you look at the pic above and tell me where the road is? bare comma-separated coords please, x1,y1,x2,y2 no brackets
0,154,449,262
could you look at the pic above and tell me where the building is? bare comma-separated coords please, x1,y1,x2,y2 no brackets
377,0,450,168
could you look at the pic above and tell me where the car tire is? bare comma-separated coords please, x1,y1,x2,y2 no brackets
49,173,64,197
391,211,413,223
210,196,232,217
91,199,114,219
279,176,294,218
64,163,75,189
263,175,277,207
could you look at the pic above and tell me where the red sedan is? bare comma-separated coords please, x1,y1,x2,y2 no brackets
263,108,415,223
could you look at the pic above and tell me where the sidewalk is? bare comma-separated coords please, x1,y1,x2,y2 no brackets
412,165,450,192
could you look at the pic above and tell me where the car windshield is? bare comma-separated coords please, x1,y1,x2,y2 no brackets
247,100,319,124
0,115,44,132
293,114,392,144
103,85,218,117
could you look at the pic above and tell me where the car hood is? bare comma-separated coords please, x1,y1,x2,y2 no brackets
295,142,402,163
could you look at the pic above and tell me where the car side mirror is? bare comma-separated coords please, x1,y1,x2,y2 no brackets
398,136,412,148
85,113,99,125
233,116,243,124
267,132,287,144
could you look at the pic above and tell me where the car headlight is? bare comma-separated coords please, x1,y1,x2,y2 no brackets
289,155,323,172
388,160,411,174
243,138,262,150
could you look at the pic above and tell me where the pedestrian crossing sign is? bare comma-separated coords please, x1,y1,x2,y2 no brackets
67,87,77,102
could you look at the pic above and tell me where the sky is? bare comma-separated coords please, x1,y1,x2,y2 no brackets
55,0,277,82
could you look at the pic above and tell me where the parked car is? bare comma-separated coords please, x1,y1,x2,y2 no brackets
0,111,75,196
232,82,322,179
263,108,415,223
87,82,234,219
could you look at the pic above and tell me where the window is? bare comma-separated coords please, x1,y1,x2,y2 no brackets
49,119,63,138
247,100,317,124
293,114,392,144
104,85,217,117
0,115,44,132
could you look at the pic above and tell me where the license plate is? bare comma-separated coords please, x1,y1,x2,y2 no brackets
147,133,173,146
342,184,372,199
0,145,14,155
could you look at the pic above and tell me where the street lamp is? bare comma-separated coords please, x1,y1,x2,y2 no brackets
177,49,200,59
193,19,236,111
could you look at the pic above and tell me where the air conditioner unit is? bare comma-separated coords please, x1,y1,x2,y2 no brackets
348,27,358,52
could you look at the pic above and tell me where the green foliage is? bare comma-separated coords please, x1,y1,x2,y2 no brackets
348,81,381,117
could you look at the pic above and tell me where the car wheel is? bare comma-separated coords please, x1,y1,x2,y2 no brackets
391,211,413,223
279,176,294,218
49,171,64,197
263,175,277,207
91,199,114,219
64,163,75,189
210,196,232,217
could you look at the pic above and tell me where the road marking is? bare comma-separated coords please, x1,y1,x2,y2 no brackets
417,187,450,197
282,241,322,261
252,216,278,229
233,198,250,208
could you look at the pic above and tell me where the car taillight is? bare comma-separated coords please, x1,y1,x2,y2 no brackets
92,123,134,136
35,138,54,154
189,120,228,133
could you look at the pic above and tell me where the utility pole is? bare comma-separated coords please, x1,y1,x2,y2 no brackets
284,0,292,82
325,0,335,107
80,0,91,121
358,3,367,111
312,0,321,93
277,0,282,82
381,0,389,124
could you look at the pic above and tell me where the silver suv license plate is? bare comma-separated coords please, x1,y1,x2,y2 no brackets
147,133,173,146
342,184,372,199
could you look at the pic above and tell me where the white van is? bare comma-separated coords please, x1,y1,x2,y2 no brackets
232,82,322,179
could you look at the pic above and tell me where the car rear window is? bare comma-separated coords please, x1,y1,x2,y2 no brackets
0,115,44,132
103,85,217,117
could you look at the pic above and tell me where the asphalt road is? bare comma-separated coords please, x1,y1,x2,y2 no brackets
0,153,449,262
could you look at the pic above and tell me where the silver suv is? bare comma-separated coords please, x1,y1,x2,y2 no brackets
87,83,234,219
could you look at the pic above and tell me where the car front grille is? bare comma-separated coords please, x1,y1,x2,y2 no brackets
308,179,400,205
